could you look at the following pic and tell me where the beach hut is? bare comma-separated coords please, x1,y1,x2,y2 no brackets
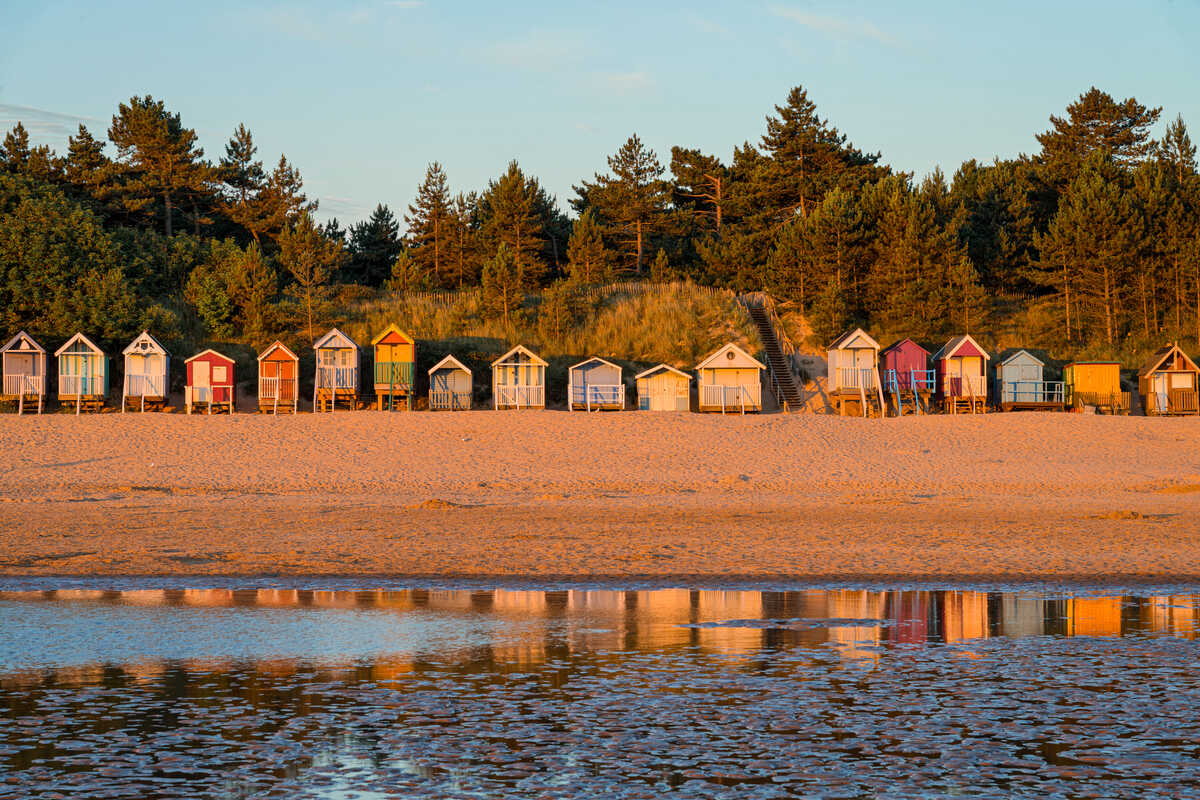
312,328,360,411
185,349,235,414
695,343,764,413
491,345,546,410
0,331,47,414
1063,361,1128,414
122,331,170,412
568,357,624,411
55,333,108,413
1139,342,1200,416
879,339,934,416
428,355,472,411
826,328,884,416
635,364,691,411
994,349,1064,411
257,341,298,414
933,334,989,414
371,324,416,411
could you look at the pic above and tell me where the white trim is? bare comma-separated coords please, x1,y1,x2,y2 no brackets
122,330,169,357
54,332,104,358
998,349,1044,368
257,341,299,363
428,354,471,375
0,331,45,355
695,343,765,371
313,328,358,351
933,334,990,362
568,356,621,372
828,327,881,352
491,344,548,367
185,348,235,366
634,363,690,381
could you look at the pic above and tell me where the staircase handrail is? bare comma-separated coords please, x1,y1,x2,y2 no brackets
738,291,801,413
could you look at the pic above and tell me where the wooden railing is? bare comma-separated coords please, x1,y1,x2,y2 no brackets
259,376,297,401
886,369,936,392
123,373,165,398
739,291,800,411
1001,381,1064,404
58,374,103,396
430,390,471,410
1071,391,1131,414
186,385,233,414
316,366,357,390
837,367,878,391
701,383,761,413
1150,388,1200,415
945,375,987,398
374,361,414,388
3,374,43,396
495,384,544,409
570,384,624,410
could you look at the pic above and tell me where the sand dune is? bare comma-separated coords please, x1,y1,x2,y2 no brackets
0,411,1197,581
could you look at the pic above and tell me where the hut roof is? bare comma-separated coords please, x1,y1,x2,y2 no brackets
635,363,690,381
257,341,299,362
880,338,930,356
491,344,547,367
569,356,621,372
313,328,357,350
1138,343,1199,377
185,348,235,367
1,331,44,354
370,324,415,347
54,332,104,357
828,328,881,351
428,354,471,375
933,334,989,362
1065,360,1120,367
695,343,765,371
997,348,1044,368
123,331,169,357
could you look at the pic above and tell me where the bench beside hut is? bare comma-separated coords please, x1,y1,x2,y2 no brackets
122,331,170,412
492,345,546,410
933,334,989,414
428,355,472,410
826,328,884,417
994,349,1064,412
371,324,416,411
1139,343,1200,416
257,341,299,414
55,333,109,413
185,349,235,415
568,357,624,411
636,364,690,411
879,339,934,416
313,328,360,411
696,343,764,414
0,331,47,414
1063,361,1128,414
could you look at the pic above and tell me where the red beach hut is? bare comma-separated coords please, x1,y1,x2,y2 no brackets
185,349,236,414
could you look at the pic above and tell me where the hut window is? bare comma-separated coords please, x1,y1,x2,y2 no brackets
213,365,227,383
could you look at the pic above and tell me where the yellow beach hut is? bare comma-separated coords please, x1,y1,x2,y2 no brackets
371,324,416,411
491,345,547,410
695,343,764,413
1063,361,1128,414
635,364,690,411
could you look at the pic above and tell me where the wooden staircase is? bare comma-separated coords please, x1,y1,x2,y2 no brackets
745,302,804,411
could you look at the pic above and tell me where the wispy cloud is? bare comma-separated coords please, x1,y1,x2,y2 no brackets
481,30,588,70
769,6,899,46
0,104,98,143
318,195,372,221
687,14,730,36
386,0,423,7
592,70,653,94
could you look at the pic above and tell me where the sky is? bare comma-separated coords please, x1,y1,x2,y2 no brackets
2,0,1198,227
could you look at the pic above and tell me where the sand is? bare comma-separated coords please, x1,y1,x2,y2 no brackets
0,411,1198,583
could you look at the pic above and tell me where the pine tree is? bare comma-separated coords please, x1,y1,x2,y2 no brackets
0,122,61,183
670,146,728,233
346,204,402,286
445,191,480,288
62,125,113,207
478,161,547,286
537,279,584,343
573,134,669,274
107,95,211,236
758,86,882,221
278,211,343,343
650,248,671,283
481,243,524,329
255,155,311,244
405,162,454,287
1036,87,1162,186
565,209,614,284
809,277,853,346
219,123,268,241
1157,114,1198,185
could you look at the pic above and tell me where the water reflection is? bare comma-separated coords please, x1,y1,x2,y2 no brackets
0,587,1198,799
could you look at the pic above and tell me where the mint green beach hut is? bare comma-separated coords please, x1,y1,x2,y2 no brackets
55,333,109,412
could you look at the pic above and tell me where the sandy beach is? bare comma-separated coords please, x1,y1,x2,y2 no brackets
0,411,1197,582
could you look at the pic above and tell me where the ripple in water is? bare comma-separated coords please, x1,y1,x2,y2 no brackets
0,587,1198,798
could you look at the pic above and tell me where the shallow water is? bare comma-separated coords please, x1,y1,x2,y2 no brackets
1,587,1198,799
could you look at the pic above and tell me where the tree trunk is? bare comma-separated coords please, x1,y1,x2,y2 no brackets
1139,272,1150,337
1103,262,1114,347
163,189,173,237
1062,254,1072,343
635,221,644,274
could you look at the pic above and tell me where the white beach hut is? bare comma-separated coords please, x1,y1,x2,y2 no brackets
122,331,170,412
568,357,624,411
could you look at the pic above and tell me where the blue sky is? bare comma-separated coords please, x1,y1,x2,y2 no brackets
3,0,1198,226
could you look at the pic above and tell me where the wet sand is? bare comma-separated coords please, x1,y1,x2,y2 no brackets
0,412,1197,582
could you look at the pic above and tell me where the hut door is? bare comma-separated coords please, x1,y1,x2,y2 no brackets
8,353,32,377
1152,373,1169,411
195,361,210,389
